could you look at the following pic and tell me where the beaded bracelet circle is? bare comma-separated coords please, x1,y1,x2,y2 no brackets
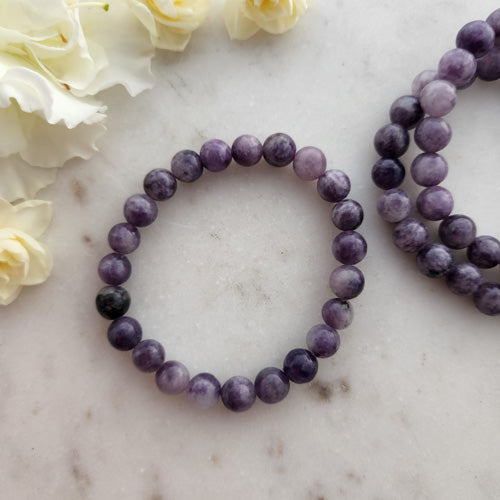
371,8,500,316
95,133,367,412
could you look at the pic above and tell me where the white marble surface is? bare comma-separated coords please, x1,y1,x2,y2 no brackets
2,1,500,499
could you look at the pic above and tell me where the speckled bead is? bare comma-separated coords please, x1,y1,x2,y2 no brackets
107,316,142,351
221,376,256,412
410,153,448,187
371,158,405,190
171,150,203,182
477,47,500,81
283,349,318,384
416,244,454,278
373,123,409,158
200,139,232,172
331,200,364,231
389,95,424,129
438,48,477,88
456,20,495,58
316,169,351,202
231,135,263,166
108,223,141,254
438,215,476,249
262,133,296,167
156,361,190,395
446,263,483,296
254,367,290,404
187,373,221,410
306,324,340,358
143,168,177,201
377,189,412,223
132,339,165,373
419,80,457,117
98,253,131,286
96,285,131,320
321,298,353,330
416,186,453,221
329,265,365,299
293,146,327,180
414,117,452,153
332,231,367,265
473,283,500,315
412,69,437,96
124,194,158,227
392,218,428,253
467,236,500,268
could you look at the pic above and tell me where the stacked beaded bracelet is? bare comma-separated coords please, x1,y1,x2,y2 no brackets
371,8,500,316
95,133,367,412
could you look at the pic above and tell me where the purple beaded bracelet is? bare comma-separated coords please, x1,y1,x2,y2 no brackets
95,133,367,412
372,9,500,316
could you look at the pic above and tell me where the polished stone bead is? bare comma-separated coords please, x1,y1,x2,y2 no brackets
200,139,232,172
419,80,457,117
316,169,351,202
467,236,500,268
143,168,177,201
486,9,500,37
417,186,453,221
321,298,353,329
156,360,190,395
371,158,405,190
438,48,477,88
171,150,203,182
329,265,365,299
411,69,437,96
331,199,364,231
438,215,476,249
414,117,452,153
124,194,158,227
416,244,454,278
377,188,412,223
96,285,131,319
254,367,290,404
98,253,131,285
108,223,141,254
373,123,409,158
456,20,495,58
231,135,263,166
107,316,142,351
392,218,428,252
187,373,221,410
306,324,340,358
262,133,296,167
293,146,327,180
283,349,318,384
221,376,256,412
132,339,165,373
477,46,500,81
473,283,500,315
332,231,367,265
446,263,483,296
389,95,424,129
410,153,448,186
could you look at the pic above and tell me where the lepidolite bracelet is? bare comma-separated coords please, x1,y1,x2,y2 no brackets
371,9,500,316
95,133,367,412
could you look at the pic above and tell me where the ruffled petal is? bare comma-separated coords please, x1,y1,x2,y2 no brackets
12,199,53,239
224,0,260,40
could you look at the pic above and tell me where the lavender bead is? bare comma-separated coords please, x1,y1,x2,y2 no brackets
467,236,500,268
412,69,437,96
293,146,327,181
438,215,476,249
389,95,424,129
477,46,500,81
143,168,177,201
187,373,221,410
107,316,142,351
283,349,318,384
108,223,140,254
132,339,165,373
414,118,452,153
155,360,190,395
306,324,340,358
486,9,500,38
262,133,296,167
332,231,367,265
416,244,454,278
410,153,448,186
373,123,409,158
322,298,353,330
473,283,500,315
96,285,130,319
124,194,158,227
171,150,203,182
331,199,364,231
317,169,351,202
221,376,256,412
456,20,495,58
377,189,411,223
329,265,365,299
416,186,453,221
231,135,262,166
446,263,483,296
392,218,428,253
419,80,457,117
254,367,290,404
371,158,405,190
200,139,232,172
98,253,131,285
438,48,477,88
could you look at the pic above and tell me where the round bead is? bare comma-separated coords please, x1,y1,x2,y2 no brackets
231,135,262,166
316,169,351,202
467,236,500,268
371,158,405,190
414,117,452,153
332,231,367,265
221,376,256,412
331,199,364,231
306,324,340,358
416,244,454,278
392,218,428,253
477,46,500,81
416,186,454,221
293,146,327,181
107,316,142,351
171,150,203,182
143,168,177,201
456,20,495,58
187,373,221,410
155,361,190,395
124,194,158,227
254,367,290,404
132,339,165,373
419,80,457,117
473,283,500,316
438,215,476,249
329,265,365,299
96,285,131,320
446,263,483,296
411,69,437,96
377,188,412,223
373,123,409,158
321,298,353,330
283,349,318,384
389,95,424,129
438,48,477,88
108,223,141,254
98,253,131,285
410,153,448,186
200,139,232,172
262,133,296,167
487,9,500,36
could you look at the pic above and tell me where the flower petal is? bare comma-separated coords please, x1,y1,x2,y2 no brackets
224,0,260,40
12,199,53,239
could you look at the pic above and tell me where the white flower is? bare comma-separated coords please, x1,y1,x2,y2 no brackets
0,198,53,305
224,0,312,40
128,0,211,51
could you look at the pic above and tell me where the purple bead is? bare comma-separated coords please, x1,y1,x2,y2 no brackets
438,48,477,88
389,95,424,129
321,298,353,330
477,46,500,81
231,135,262,166
306,324,340,358
187,373,221,410
438,215,476,249
316,169,351,202
155,360,190,395
412,69,437,96
171,150,203,182
414,118,452,153
410,153,448,186
200,139,232,172
331,199,364,231
373,123,409,158
98,253,131,285
446,263,483,296
456,20,495,58
371,158,405,190
467,236,500,268
487,9,500,38
143,168,177,201
96,285,130,319
283,349,318,384
254,367,290,404
132,339,165,373
419,80,457,117
329,265,365,299
392,218,428,252
416,186,453,221
377,188,412,223
293,146,327,181
262,133,296,167
108,223,141,254
221,376,256,412
107,316,142,351
416,244,454,278
473,283,500,315
124,194,158,227
332,231,367,265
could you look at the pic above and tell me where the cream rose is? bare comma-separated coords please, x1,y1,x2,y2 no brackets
0,198,53,306
224,0,312,40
